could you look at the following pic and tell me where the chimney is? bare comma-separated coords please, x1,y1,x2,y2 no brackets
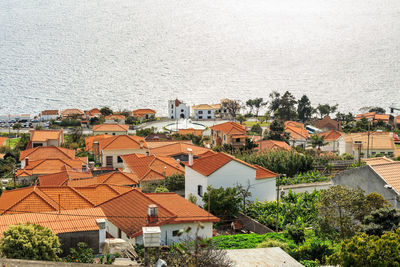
23,157,29,169
82,164,88,172
140,140,144,149
187,148,193,166
93,141,100,156
147,204,158,224
146,150,150,156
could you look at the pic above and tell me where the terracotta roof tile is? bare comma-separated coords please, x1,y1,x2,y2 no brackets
363,157,394,166
150,143,211,158
192,104,215,110
29,130,62,142
19,146,75,161
147,140,193,149
255,140,291,151
74,184,132,205
121,154,184,181
178,128,204,136
254,165,278,179
132,109,156,117
85,134,113,152
348,132,395,150
93,124,129,132
105,115,126,120
61,109,84,116
285,124,310,140
41,110,59,116
0,137,7,147
317,130,342,141
210,122,246,136
371,162,400,192
99,135,148,150
39,171,93,186
17,159,85,177
0,208,105,236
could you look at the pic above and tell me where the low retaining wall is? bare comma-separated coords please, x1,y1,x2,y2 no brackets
238,213,274,234
0,258,107,267
280,181,332,194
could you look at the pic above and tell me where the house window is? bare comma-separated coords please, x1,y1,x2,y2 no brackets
171,104,173,108
112,133,116,135
172,230,179,237
224,135,226,140
106,156,113,167
208,110,211,114
208,116,211,119
199,116,203,119
198,185,203,196
236,138,240,142
181,109,184,112
117,156,123,163
199,111,203,114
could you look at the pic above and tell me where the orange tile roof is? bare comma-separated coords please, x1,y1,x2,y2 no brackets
0,137,7,147
93,124,129,132
38,170,93,186
348,132,395,150
41,110,59,116
85,134,113,152
132,109,156,117
363,157,394,166
29,130,62,142
73,184,133,205
187,152,276,179
374,114,390,122
198,150,218,158
0,154,5,160
370,162,400,192
17,159,85,177
99,135,148,151
210,122,246,136
146,193,219,224
0,208,106,236
121,154,184,181
256,140,291,151
19,146,75,161
86,108,102,116
146,140,193,149
356,112,376,120
178,128,204,136
284,121,304,128
317,130,342,141
150,143,211,158
99,190,218,238
192,104,215,110
285,125,310,140
105,114,126,120
66,171,139,187
61,109,84,116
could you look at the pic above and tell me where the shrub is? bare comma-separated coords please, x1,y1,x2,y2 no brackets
164,173,185,191
277,171,329,186
65,242,94,263
257,239,290,252
154,186,169,193
285,224,305,244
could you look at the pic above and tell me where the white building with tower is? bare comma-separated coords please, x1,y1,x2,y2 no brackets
168,99,190,119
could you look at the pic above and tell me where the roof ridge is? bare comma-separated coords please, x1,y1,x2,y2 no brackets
65,186,96,206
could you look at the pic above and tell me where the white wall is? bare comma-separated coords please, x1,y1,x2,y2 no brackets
185,166,208,206
321,140,339,152
194,109,215,120
101,148,148,168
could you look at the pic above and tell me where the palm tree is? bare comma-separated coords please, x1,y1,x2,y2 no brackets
311,135,327,150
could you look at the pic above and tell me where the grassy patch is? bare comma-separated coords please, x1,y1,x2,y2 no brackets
244,121,269,127
212,233,294,250
5,138,20,149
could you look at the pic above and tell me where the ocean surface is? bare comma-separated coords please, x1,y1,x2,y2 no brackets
0,0,399,116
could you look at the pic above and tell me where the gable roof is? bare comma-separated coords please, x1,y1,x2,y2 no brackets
99,190,218,238
105,114,126,120
284,123,310,140
29,130,62,142
255,140,291,151
92,124,129,132
86,108,102,116
347,132,395,150
41,110,59,116
17,158,84,177
99,135,148,151
61,109,84,116
85,134,113,152
19,146,75,161
314,116,342,131
317,130,342,141
0,208,105,236
0,137,7,147
210,122,246,136
132,109,156,117
187,152,277,178
150,143,211,158
370,162,400,193
121,154,184,181
67,171,139,187
146,140,193,149
38,170,93,186
192,104,215,110
363,157,394,166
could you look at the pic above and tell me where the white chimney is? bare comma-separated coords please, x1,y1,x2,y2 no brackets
140,140,144,149
187,148,193,166
22,157,29,169
147,204,158,224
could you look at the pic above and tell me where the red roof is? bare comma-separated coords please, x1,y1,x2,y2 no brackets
210,122,246,136
99,190,218,238
99,135,148,151
85,134,113,152
121,154,184,181
19,146,75,161
41,110,59,116
16,158,85,177
38,170,93,186
0,208,105,236
284,122,310,140
105,114,126,120
93,124,129,132
132,109,156,117
29,129,62,142
150,143,211,158
317,130,342,141
178,128,203,136
187,152,277,179
256,140,291,151
66,171,139,187
0,137,7,147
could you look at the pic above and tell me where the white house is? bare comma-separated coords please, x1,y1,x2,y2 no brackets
185,152,278,206
99,190,219,246
192,104,216,120
40,110,59,121
168,99,190,119
317,130,342,152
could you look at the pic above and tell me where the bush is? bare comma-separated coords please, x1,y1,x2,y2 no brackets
285,224,305,244
257,239,290,252
277,171,329,186
154,186,169,193
164,173,185,191
203,186,241,220
65,242,94,263
292,236,336,264
0,223,61,261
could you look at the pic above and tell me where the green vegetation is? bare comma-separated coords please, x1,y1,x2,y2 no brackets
65,242,94,263
0,223,61,261
5,138,20,149
202,186,242,220
277,171,330,186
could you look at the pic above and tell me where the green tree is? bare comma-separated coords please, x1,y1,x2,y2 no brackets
297,95,313,122
236,114,246,124
276,91,297,121
202,186,241,220
0,223,61,261
268,91,281,115
369,107,386,114
362,207,400,236
12,123,22,136
65,242,94,263
252,98,267,118
164,173,185,191
310,135,327,149
316,104,338,119
136,127,156,137
222,99,241,120
100,107,113,116
155,186,169,193
250,124,262,135
330,230,400,267
264,119,289,142
246,99,254,116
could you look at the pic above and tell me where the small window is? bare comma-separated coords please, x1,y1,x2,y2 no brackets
208,116,211,119
199,111,203,114
208,110,211,114
172,230,179,237
171,104,173,108
181,109,184,112
224,135,226,140
112,133,116,135
198,185,203,196
117,156,123,163
199,116,203,119
236,138,240,142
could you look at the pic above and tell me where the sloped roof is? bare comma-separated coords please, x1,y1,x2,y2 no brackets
363,157,394,166
150,143,211,158
105,114,126,120
132,109,156,117
0,137,7,147
178,128,203,136
356,112,376,120
85,134,113,152
121,154,184,181
370,162,400,192
285,125,310,140
93,124,129,132
146,140,192,149
317,130,342,141
17,159,84,177
349,132,395,150
86,108,102,116
210,122,246,136
73,184,133,206
99,190,218,238
41,110,59,116
61,109,84,116
187,152,277,179
99,135,148,151
256,140,291,151
38,170,93,186
0,208,105,236
30,130,62,142
67,171,139,187
192,104,215,110
19,146,75,161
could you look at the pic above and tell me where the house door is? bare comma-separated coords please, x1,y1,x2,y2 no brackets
106,156,113,167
